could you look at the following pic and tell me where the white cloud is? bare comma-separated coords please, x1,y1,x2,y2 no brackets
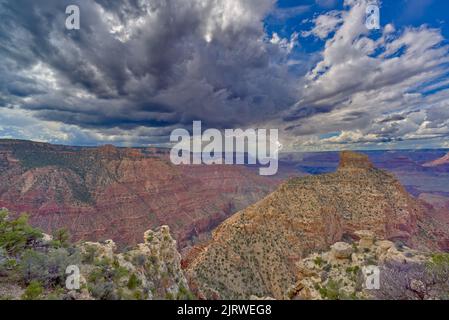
278,0,449,151
302,11,343,39
1,0,449,151
270,32,299,54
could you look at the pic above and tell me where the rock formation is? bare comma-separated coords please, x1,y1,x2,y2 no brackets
186,152,449,299
74,225,190,300
287,231,449,300
0,213,192,300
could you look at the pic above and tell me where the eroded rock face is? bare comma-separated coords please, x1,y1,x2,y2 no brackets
0,140,279,249
186,152,449,300
76,225,190,300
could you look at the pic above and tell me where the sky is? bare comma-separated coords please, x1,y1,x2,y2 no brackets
0,0,449,151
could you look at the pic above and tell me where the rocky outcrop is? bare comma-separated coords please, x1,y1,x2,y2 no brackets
286,231,445,300
338,151,374,171
186,152,449,299
70,225,190,300
0,212,193,300
331,242,353,259
0,140,279,249
354,230,375,249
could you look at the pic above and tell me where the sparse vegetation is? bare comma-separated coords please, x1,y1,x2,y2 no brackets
21,280,44,300
314,256,324,267
0,210,43,256
317,279,345,300
177,285,195,300
0,209,190,300
52,228,71,248
127,273,140,290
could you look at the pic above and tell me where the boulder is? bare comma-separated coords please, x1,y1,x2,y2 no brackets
42,233,53,243
376,240,395,258
355,230,375,249
331,242,353,259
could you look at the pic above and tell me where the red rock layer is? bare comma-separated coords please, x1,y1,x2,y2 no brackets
0,140,279,248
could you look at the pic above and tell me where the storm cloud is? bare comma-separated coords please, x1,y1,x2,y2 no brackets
0,0,449,150
0,0,300,142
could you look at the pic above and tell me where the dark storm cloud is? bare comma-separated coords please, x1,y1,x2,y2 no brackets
2,0,449,150
377,114,406,124
0,0,300,139
341,111,367,122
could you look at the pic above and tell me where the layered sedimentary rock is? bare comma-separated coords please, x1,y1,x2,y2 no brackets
0,140,278,248
186,152,449,299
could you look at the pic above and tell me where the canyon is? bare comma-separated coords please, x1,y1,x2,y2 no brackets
1,141,449,300
1,139,448,253
0,140,279,249
186,152,449,299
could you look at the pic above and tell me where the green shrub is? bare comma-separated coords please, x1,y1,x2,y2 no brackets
427,253,449,282
20,248,80,287
177,285,195,300
127,273,141,290
82,245,97,264
318,279,344,300
313,256,324,267
345,265,360,275
165,292,175,300
0,257,18,272
22,280,44,300
51,229,71,248
113,265,129,281
429,253,449,270
88,268,104,283
89,281,118,300
0,210,43,255
133,290,143,300
46,287,65,300
20,250,47,284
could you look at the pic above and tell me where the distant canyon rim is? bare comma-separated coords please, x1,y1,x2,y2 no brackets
1,139,448,254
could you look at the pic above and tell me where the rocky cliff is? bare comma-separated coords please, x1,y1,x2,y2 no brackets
288,230,449,300
72,225,190,300
0,140,278,249
186,152,449,299
0,208,192,300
